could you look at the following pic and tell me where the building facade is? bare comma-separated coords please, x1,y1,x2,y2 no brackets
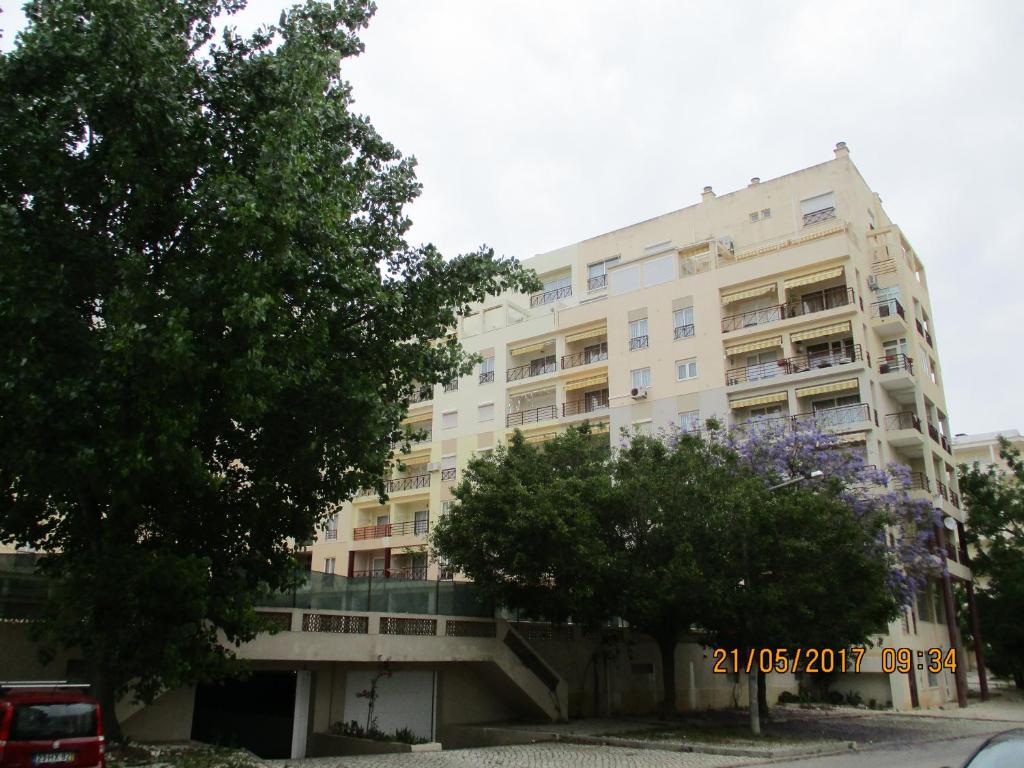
312,143,970,710
953,429,1024,473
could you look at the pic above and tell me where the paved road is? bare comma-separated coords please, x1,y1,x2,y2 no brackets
760,731,1000,768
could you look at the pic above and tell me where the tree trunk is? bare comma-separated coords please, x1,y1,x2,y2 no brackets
94,665,124,743
758,668,768,723
1014,669,1024,690
656,633,678,720
748,670,761,736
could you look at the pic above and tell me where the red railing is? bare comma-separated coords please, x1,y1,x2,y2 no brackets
506,404,558,427
726,344,861,385
721,286,854,332
562,391,610,416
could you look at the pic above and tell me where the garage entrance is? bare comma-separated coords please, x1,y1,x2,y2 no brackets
191,670,296,758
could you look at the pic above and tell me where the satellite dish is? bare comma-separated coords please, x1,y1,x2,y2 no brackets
943,516,958,531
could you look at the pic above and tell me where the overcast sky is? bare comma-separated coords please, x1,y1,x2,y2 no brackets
3,0,1022,436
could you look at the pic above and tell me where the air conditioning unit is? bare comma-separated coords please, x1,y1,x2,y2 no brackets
867,275,879,290
426,462,442,472
630,387,649,400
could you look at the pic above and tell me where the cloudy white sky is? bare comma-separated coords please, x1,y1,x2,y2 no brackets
3,0,1023,436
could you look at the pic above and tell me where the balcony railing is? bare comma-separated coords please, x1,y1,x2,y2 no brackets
951,491,960,509
506,404,558,427
507,360,556,382
885,411,921,432
936,480,949,501
905,471,930,492
871,299,905,321
941,434,951,453
629,335,649,351
384,473,430,493
721,286,854,332
440,467,456,481
562,349,607,369
587,274,607,291
479,370,495,384
878,353,913,375
408,386,432,404
562,391,610,417
803,207,836,226
726,344,862,385
794,402,871,430
674,324,695,340
530,285,572,307
353,518,430,541
351,567,429,581
444,380,458,392
927,422,941,444
325,529,338,540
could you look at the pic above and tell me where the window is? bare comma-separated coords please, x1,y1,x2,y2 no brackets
676,358,698,381
749,405,783,422
479,356,495,384
673,307,694,338
326,513,338,540
800,192,836,225
806,339,855,367
444,379,459,392
633,420,653,436
584,341,608,363
442,500,454,515
478,402,495,422
529,354,556,376
749,211,760,222
629,318,649,350
631,367,651,389
442,410,458,429
376,513,390,525
587,257,620,290
761,208,771,219
678,410,700,433
745,350,779,381
324,557,336,574
414,509,429,535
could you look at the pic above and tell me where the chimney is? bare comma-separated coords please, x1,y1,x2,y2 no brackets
834,141,849,159
749,177,760,187
701,185,715,202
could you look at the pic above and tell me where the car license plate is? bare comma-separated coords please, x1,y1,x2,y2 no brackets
33,752,75,765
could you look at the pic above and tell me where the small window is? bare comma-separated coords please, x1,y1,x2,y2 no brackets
633,420,653,436
676,358,698,381
749,211,760,223
631,367,651,389
442,411,458,429
673,307,695,338
442,500,454,515
629,318,649,350
678,410,700,433
325,557,336,574
479,356,495,384
761,208,771,219
478,402,494,422
441,454,456,471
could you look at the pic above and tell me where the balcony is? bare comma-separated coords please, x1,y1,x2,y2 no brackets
507,360,556,382
530,285,572,307
408,386,432,405
587,274,607,291
721,286,854,333
562,391,610,417
936,479,949,501
927,422,940,443
506,404,559,427
479,370,495,384
871,298,905,321
440,467,456,481
726,344,862,386
794,402,872,431
386,473,430,493
915,319,933,348
905,471,930,492
951,491,960,509
352,567,429,581
562,349,608,369
803,207,836,226
674,324,695,340
629,335,649,351
885,411,921,432
353,518,430,541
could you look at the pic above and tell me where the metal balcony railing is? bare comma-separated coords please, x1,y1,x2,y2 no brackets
325,529,338,540
408,386,432,404
885,411,921,432
674,324,695,340
803,207,836,226
507,360,556,381
941,434,951,453
561,349,607,369
479,370,495,384
629,335,649,351
915,318,924,335
530,285,572,307
384,473,430,493
353,518,430,541
444,380,459,392
351,567,429,581
794,403,871,429
928,422,941,444
440,467,456,481
936,480,949,501
905,472,930,492
562,391,610,417
871,299,905,321
721,286,854,332
951,491,960,509
587,274,607,291
726,344,861,385
506,404,558,427
879,353,913,375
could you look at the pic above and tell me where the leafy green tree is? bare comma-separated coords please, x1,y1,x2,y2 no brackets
959,438,1024,688
0,0,537,737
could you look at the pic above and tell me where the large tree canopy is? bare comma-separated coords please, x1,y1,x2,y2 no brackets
0,0,538,735
959,438,1024,688
432,421,940,723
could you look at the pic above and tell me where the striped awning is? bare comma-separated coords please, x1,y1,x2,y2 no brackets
564,373,608,392
721,284,776,305
791,321,852,343
726,336,783,356
510,340,551,357
795,378,859,398
565,326,607,344
525,431,559,444
784,266,844,290
729,391,788,410
835,432,868,445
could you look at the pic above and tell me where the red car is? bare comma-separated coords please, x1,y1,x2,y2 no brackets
0,683,103,768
